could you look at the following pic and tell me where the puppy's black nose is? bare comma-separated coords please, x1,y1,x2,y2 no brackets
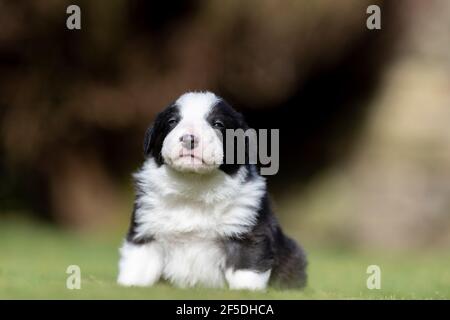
180,134,198,150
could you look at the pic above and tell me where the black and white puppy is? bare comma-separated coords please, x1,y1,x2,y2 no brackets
117,92,307,290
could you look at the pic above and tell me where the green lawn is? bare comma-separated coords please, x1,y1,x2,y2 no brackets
0,220,449,299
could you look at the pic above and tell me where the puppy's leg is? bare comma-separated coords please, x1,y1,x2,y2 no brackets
224,236,273,291
117,241,164,287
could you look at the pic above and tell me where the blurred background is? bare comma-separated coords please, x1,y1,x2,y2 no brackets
1,0,449,253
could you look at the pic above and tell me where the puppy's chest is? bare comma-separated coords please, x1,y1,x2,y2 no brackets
136,195,256,239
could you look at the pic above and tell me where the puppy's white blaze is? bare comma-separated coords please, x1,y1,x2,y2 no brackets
225,269,271,291
117,241,164,287
176,91,219,119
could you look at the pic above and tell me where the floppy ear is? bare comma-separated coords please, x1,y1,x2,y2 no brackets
143,126,153,156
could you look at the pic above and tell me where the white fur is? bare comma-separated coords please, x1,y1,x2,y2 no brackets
162,92,223,174
176,91,219,120
117,241,164,287
225,269,271,291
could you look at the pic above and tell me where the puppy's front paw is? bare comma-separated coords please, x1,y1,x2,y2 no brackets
117,241,164,287
225,269,271,291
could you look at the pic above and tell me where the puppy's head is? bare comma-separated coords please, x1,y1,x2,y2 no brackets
144,91,248,174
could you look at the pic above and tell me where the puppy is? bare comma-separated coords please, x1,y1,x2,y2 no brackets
117,91,307,290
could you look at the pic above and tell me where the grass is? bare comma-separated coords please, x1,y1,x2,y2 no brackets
0,219,449,299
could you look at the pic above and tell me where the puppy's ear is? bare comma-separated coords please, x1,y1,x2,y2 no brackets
143,126,153,156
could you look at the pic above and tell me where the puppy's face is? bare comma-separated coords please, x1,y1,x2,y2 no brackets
145,92,247,174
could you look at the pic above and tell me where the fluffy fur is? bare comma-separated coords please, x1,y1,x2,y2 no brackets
118,91,307,290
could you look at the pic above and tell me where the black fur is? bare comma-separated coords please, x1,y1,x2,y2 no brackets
208,99,256,176
143,102,180,164
126,203,154,245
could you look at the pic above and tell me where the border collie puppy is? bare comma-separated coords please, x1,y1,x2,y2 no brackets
117,92,307,290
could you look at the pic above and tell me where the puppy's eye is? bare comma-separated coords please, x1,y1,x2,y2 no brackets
213,120,225,129
168,118,178,126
